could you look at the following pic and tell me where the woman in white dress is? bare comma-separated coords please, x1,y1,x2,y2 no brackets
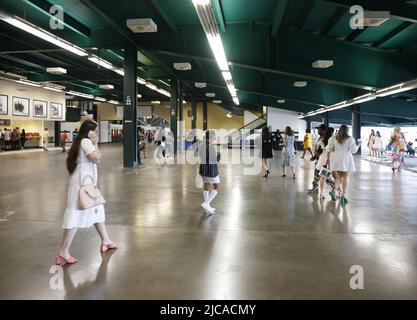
326,125,361,205
316,127,335,200
372,131,383,161
55,120,117,265
281,126,297,178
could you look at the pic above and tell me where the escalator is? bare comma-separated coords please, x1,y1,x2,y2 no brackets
226,116,267,149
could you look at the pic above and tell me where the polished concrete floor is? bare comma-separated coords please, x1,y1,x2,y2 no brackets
0,144,417,299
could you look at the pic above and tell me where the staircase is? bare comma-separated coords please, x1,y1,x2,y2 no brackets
226,116,267,148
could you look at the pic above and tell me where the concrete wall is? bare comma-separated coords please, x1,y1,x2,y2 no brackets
267,107,306,135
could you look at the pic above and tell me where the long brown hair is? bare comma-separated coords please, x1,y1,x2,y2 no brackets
284,126,293,136
66,120,98,174
336,125,350,144
262,127,270,140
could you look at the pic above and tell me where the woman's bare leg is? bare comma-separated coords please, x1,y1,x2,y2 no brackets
59,228,78,258
94,223,112,244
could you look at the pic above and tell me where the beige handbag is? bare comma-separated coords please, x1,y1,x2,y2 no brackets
78,166,105,210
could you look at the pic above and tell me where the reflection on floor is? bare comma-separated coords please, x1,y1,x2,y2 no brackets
0,144,416,299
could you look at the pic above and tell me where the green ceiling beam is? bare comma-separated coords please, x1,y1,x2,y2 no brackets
0,53,45,70
314,0,417,23
271,0,288,36
345,28,366,42
22,0,91,37
296,0,316,30
320,7,346,36
372,21,414,47
144,0,177,32
211,0,226,32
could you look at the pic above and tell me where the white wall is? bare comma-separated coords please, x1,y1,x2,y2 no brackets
267,107,306,136
0,79,66,121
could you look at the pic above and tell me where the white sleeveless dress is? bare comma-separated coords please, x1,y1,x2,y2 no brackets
62,138,105,229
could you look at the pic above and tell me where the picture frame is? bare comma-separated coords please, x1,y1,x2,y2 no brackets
33,100,47,118
0,94,7,115
12,96,30,117
50,102,63,119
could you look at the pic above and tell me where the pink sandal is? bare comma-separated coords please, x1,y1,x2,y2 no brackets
55,255,78,265
100,242,118,252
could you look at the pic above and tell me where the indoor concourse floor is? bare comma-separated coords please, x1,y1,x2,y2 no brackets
0,144,417,300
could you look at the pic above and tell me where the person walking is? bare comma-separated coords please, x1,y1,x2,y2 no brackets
3,128,11,151
20,129,26,149
390,127,405,173
72,128,78,142
56,119,117,265
326,125,361,205
301,128,314,159
373,131,383,161
316,127,335,200
273,129,282,150
260,127,273,177
10,128,17,150
281,126,297,178
198,130,221,215
367,129,375,158
43,128,49,151
60,130,68,153
308,124,327,193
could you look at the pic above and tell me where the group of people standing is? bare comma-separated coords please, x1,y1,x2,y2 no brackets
0,127,26,151
366,130,384,161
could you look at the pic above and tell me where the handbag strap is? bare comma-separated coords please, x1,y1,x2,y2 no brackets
79,162,97,187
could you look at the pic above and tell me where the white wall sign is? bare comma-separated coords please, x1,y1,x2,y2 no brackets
116,106,124,118
138,106,152,118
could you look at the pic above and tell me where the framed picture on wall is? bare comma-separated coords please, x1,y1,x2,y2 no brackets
12,96,30,117
33,100,47,118
0,95,7,115
50,102,63,119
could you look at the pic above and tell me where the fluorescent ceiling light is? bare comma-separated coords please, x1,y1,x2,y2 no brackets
126,18,157,33
151,100,161,104
294,81,307,87
363,11,390,26
206,93,216,97
226,112,232,118
114,68,125,76
46,67,67,75
207,34,229,72
68,90,94,99
227,84,237,97
95,97,107,102
192,0,210,6
213,100,222,104
277,99,286,103
157,89,171,97
108,100,121,105
312,60,334,69
233,96,240,105
88,55,114,70
222,71,232,81
137,94,142,98
0,13,87,57
137,77,147,84
99,84,114,90
195,82,207,88
17,79,41,87
146,83,158,91
43,85,64,92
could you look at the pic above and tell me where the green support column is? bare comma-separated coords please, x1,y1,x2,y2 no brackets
178,81,184,153
306,118,312,131
170,78,178,154
191,98,197,129
203,101,208,131
54,121,60,147
323,112,329,127
123,46,138,168
352,105,361,155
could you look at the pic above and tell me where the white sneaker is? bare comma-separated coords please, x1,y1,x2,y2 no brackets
201,202,215,214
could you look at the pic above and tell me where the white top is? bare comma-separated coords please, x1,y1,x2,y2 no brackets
326,136,359,172
315,140,328,169
373,136,383,149
3,130,10,141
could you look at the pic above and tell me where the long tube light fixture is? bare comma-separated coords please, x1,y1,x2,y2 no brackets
0,10,87,57
192,0,239,105
300,78,417,118
88,54,115,70
68,90,94,99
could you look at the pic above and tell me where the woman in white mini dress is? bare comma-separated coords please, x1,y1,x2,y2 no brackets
372,131,383,160
55,120,117,265
326,125,361,205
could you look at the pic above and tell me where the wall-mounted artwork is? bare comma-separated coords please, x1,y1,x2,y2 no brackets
0,95,7,115
12,97,30,117
50,102,63,119
33,100,47,118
